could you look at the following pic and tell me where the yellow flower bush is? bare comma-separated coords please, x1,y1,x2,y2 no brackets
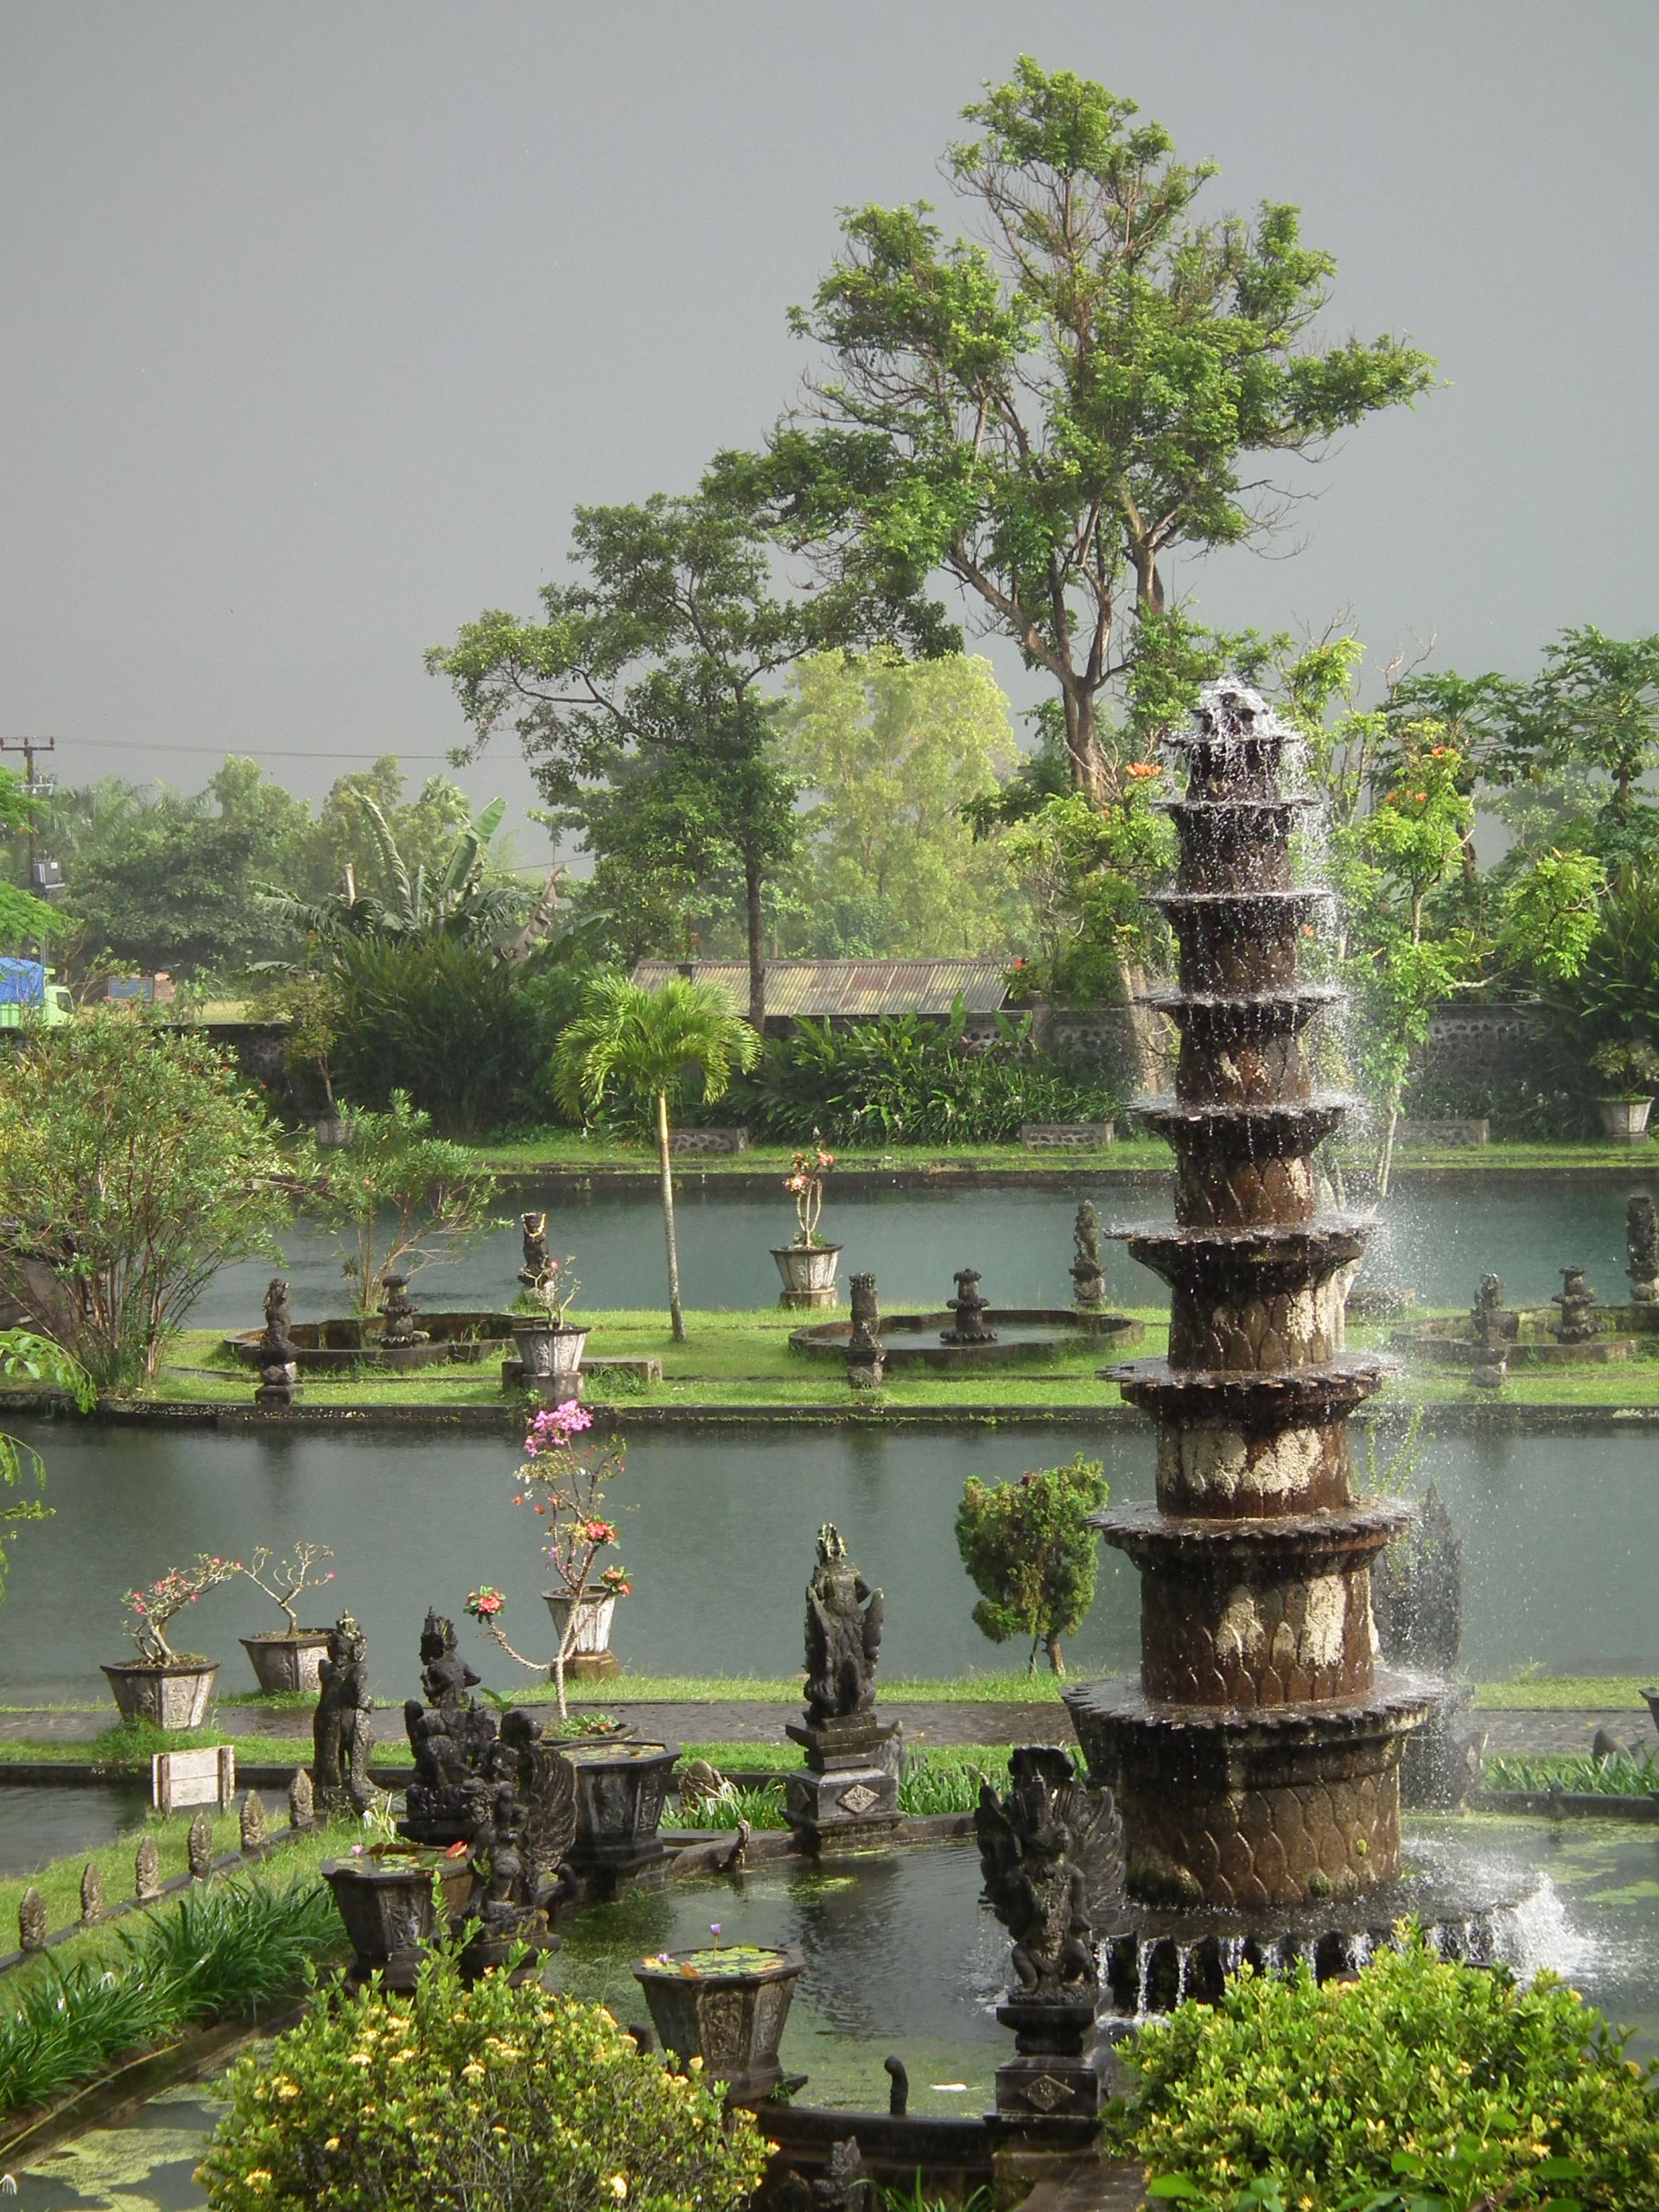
195,1939,766,2212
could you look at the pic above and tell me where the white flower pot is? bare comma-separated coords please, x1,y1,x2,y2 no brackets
512,1322,588,1398
771,1243,842,1309
543,1587,618,1676
1597,1096,1653,1141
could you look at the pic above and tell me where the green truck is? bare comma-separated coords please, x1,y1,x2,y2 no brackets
0,957,73,1027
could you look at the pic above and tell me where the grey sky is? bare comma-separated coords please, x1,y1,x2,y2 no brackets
2,2,1655,855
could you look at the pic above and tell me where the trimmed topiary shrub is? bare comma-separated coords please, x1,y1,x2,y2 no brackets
1121,1933,1659,2210
195,1935,768,2211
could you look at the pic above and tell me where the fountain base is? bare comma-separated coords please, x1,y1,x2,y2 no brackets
1092,1847,1542,2014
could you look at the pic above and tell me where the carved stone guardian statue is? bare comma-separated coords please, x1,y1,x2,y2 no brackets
254,1276,299,1408
941,1267,996,1346
976,1745,1108,2134
1069,1204,1108,1311
1629,1194,1659,1305
1468,1273,1509,1390
845,1272,885,1391
1552,1263,1599,1344
518,1211,552,1288
785,1525,899,1853
313,1613,375,1816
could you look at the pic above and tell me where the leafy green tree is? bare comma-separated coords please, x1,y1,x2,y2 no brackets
1385,667,1525,889
728,58,1434,801
310,1090,499,1312
0,769,65,949
431,491,875,1024
291,760,487,907
0,1019,289,1387
954,1454,1109,1675
553,975,759,1341
1520,626,1659,816
260,791,524,950
776,648,1027,955
48,760,308,979
0,1331,92,1596
1333,730,1476,1196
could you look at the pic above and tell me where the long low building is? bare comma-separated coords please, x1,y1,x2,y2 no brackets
631,957,1015,1035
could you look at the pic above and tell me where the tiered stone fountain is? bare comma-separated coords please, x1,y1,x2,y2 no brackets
1066,679,1517,2012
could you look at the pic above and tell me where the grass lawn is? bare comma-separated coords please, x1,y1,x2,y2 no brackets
109,1303,1659,1414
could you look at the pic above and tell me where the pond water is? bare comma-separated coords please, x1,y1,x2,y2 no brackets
5,1418,1658,1707
197,1169,1658,1327
10,1816,1659,2209
0,1783,149,1878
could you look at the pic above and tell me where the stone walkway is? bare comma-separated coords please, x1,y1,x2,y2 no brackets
0,1700,1647,1757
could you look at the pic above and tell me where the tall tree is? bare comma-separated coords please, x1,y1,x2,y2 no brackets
429,491,872,1025
723,58,1435,801
776,648,1027,955
553,975,758,1343
1518,626,1659,817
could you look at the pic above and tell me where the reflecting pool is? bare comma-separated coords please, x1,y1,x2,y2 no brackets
7,1419,1659,1705
197,1169,1657,1328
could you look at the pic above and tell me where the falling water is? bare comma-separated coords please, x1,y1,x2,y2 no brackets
1134,1939,1153,2018
1173,1943,1192,2004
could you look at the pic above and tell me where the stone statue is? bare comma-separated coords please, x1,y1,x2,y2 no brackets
1070,1203,1108,1310
79,1862,105,1926
1628,1194,1658,1305
403,1611,501,1845
1468,1273,1509,1390
255,1276,298,1408
804,1523,884,1724
379,1273,424,1349
314,1612,375,1816
941,1266,995,1346
845,1272,885,1391
518,1211,552,1288
1552,1263,1599,1344
975,1746,1096,1996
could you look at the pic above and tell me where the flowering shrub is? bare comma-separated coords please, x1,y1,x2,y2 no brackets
123,1554,242,1664
783,1147,834,1245
525,1254,582,1325
195,1936,766,2212
468,1402,631,1713
1121,1935,1659,2209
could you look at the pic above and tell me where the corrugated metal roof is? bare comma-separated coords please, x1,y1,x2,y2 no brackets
631,957,1013,1017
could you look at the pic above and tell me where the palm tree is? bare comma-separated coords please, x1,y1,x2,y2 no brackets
554,976,759,1343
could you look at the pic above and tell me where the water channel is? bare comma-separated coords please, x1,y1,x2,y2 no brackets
200,1170,1658,1326
7,1417,1657,1708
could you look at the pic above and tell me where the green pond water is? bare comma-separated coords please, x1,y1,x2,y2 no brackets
10,1817,1658,2209
4,1419,1659,1711
8,1417,1659,1711
199,1170,1657,1325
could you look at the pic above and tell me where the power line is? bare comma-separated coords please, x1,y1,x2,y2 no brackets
35,739,460,761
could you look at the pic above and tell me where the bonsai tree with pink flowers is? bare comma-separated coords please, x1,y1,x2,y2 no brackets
124,1553,243,1665
466,1400,631,1715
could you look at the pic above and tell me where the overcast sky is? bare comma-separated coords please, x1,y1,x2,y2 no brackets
2,2,1655,856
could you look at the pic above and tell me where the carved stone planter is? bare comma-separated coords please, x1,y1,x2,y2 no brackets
563,1738,679,1885
321,1855,463,1991
543,1588,619,1678
512,1321,588,1399
239,1630,333,1695
771,1243,842,1310
632,1943,804,2102
314,1112,354,1150
101,1660,218,1731
1597,1096,1653,1141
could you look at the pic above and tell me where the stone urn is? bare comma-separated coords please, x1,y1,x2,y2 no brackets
314,1111,354,1151
512,1321,588,1398
1597,1096,1654,1141
101,1660,218,1731
543,1587,619,1678
321,1853,470,1991
632,1943,805,2102
771,1242,842,1310
238,1630,333,1695
563,1738,679,1885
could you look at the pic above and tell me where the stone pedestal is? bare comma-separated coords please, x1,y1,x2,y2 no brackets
784,1716,900,1853
988,1995,1109,2142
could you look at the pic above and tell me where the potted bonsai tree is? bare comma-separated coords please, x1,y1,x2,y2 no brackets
236,1541,337,1694
1591,1039,1659,1141
103,1552,242,1728
465,1399,631,1715
772,1147,841,1306
512,1255,588,1400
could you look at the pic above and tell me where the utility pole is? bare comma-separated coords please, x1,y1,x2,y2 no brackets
0,735,57,888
